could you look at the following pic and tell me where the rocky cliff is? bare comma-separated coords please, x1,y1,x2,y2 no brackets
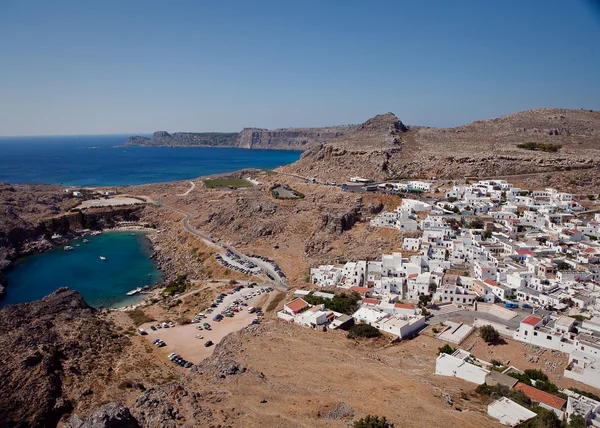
281,108,600,181
0,288,131,428
124,125,356,150
124,131,238,148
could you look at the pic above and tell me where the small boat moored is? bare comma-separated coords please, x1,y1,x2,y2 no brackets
126,287,142,296
64,246,74,251
99,256,106,261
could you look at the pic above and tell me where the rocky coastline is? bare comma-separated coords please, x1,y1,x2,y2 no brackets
0,206,164,302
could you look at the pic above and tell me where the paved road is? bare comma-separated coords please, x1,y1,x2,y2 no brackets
156,202,288,290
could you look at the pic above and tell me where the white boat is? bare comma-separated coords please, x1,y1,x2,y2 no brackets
126,287,142,296
83,239,90,243
64,246,74,251
99,256,106,260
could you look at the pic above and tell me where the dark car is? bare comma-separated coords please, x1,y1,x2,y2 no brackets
150,325,157,331
204,340,214,347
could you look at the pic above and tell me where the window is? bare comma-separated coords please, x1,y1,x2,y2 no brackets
534,332,537,336
547,335,551,340
524,331,528,336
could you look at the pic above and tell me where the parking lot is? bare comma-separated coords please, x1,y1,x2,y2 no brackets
141,285,273,364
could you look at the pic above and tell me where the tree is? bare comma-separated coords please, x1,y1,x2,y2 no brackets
437,344,456,355
568,414,586,428
479,325,500,344
516,408,560,428
347,323,381,340
353,415,395,428
418,294,432,308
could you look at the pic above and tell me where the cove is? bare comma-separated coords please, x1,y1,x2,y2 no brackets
1,231,163,308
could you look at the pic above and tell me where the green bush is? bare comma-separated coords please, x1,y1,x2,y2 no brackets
437,344,455,355
347,323,382,340
304,291,362,315
479,325,500,343
163,274,188,296
353,415,394,428
476,383,532,408
516,142,562,153
516,407,561,428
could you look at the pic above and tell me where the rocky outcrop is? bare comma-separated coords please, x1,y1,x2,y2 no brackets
124,125,356,150
65,403,140,428
0,288,130,428
131,382,214,427
281,108,600,181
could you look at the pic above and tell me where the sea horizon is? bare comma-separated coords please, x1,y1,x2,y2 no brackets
0,135,301,187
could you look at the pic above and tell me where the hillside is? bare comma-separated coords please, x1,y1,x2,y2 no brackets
124,125,356,150
280,108,600,181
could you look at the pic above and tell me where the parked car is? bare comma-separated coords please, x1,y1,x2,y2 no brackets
204,340,214,347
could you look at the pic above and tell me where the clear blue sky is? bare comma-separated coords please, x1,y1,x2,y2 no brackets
1,0,599,136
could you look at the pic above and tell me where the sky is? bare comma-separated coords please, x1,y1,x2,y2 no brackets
0,0,599,136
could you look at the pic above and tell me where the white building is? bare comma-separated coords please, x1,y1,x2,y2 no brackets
435,350,489,385
488,397,537,426
512,315,576,353
310,265,342,287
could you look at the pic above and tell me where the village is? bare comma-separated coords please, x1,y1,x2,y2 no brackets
275,178,600,426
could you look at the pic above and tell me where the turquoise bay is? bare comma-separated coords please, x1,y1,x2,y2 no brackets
2,232,163,308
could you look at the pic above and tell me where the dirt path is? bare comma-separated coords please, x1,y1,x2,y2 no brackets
176,181,196,196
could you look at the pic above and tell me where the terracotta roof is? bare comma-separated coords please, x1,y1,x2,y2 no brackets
516,249,535,256
513,382,566,410
350,286,370,294
362,298,380,305
484,279,498,286
285,298,309,312
408,273,418,279
522,315,542,327
394,303,415,310
584,248,596,254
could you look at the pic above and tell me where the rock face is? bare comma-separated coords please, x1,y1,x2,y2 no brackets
124,131,239,148
124,125,356,150
0,288,130,428
235,126,356,150
281,108,600,181
65,403,140,428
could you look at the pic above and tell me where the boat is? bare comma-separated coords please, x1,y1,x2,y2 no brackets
99,256,106,260
126,287,142,296
83,239,90,243
64,246,74,251
75,244,80,247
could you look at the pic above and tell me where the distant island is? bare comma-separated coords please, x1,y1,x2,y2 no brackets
123,125,357,151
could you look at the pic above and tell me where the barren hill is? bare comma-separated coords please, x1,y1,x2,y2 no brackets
280,108,600,181
124,124,356,150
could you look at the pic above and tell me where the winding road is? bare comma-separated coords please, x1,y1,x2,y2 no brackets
156,202,288,290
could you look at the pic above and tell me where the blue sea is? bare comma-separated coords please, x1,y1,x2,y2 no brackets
0,135,301,186
2,232,163,308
